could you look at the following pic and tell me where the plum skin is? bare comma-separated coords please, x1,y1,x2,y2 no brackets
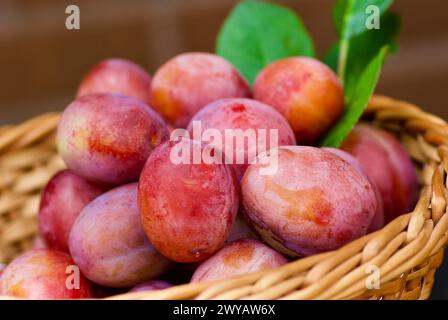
241,146,377,257
57,93,169,186
150,52,251,128
138,139,239,263
77,58,152,105
191,239,288,283
341,123,419,223
186,98,296,180
323,148,385,232
129,280,172,293
0,249,91,299
253,57,344,144
69,183,172,288
38,170,104,252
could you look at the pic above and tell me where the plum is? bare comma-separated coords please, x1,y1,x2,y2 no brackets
57,93,169,186
138,139,239,263
77,58,152,105
69,184,172,288
38,170,104,252
150,53,251,128
323,148,384,232
0,249,91,299
341,123,419,223
191,239,288,283
253,57,344,144
186,98,296,179
241,146,377,257
129,280,172,293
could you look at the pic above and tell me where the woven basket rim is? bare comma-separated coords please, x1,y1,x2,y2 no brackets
1,94,447,300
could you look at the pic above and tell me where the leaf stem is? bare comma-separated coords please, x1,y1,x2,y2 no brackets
338,39,349,86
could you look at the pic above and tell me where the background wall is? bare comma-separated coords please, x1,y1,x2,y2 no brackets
0,0,447,298
1,0,447,124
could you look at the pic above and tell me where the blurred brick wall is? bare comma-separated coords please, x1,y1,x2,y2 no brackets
0,0,447,124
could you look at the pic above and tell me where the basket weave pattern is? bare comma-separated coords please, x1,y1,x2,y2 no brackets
1,95,447,300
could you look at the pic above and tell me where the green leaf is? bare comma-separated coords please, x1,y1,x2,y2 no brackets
335,0,394,81
334,0,394,39
341,12,400,98
321,46,389,147
216,0,314,85
323,43,339,73
320,1,399,147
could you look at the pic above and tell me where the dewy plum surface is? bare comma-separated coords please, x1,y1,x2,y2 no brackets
38,170,105,252
323,147,385,232
186,98,296,180
150,52,251,128
341,123,419,223
57,93,169,186
138,138,239,263
69,184,172,288
0,249,92,299
191,239,288,283
254,57,344,144
77,58,153,105
242,146,377,257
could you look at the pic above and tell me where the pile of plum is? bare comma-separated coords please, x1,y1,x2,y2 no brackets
0,53,419,299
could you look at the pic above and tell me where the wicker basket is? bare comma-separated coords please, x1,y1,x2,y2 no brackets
1,95,447,300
